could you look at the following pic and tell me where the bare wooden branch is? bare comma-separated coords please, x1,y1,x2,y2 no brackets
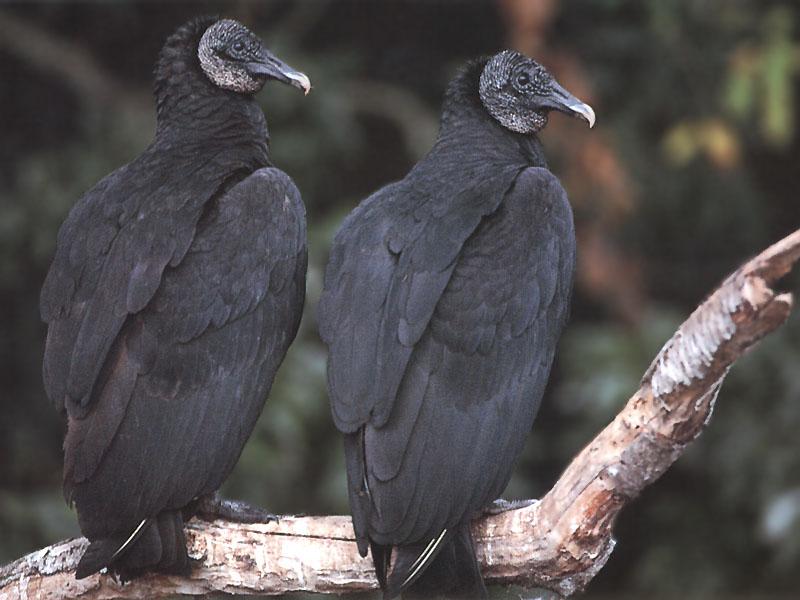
2,228,798,600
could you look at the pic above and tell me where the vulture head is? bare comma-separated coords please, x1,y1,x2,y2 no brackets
479,50,594,134
197,19,311,95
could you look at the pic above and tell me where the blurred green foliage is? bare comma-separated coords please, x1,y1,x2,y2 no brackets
0,1,798,598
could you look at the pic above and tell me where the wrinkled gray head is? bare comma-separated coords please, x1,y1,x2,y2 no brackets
479,50,595,134
198,19,311,95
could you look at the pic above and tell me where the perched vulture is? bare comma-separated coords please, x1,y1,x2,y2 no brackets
319,50,594,598
40,16,309,579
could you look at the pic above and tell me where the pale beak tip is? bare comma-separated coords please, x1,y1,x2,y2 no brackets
581,104,596,129
286,71,312,95
566,100,596,129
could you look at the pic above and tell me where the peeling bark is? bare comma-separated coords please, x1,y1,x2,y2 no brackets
2,228,798,600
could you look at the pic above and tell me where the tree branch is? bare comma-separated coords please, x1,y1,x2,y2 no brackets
2,229,798,599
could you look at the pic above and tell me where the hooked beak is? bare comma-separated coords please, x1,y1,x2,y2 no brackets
543,80,595,128
246,52,311,95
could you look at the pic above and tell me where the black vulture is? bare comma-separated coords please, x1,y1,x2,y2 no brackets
40,17,309,580
318,51,594,598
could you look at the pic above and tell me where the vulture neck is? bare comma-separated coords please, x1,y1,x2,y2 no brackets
436,59,547,169
151,17,270,164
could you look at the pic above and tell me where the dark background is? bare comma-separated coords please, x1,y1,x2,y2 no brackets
1,1,799,598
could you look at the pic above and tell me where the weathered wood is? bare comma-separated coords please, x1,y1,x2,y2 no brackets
2,228,798,600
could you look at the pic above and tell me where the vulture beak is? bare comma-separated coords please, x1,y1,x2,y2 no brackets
543,80,595,128
247,51,311,95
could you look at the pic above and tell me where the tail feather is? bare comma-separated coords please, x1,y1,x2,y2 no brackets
75,537,123,579
75,511,189,581
382,539,443,600
380,524,486,600
370,542,391,590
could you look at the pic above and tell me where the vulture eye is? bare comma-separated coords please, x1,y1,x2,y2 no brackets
515,73,531,88
228,40,245,58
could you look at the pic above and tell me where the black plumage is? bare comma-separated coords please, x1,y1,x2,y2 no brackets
318,51,594,598
40,17,309,580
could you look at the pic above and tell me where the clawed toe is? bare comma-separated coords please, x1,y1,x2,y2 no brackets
483,497,538,516
190,493,279,524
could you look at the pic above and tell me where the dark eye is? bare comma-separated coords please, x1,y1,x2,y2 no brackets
232,40,245,54
515,73,531,87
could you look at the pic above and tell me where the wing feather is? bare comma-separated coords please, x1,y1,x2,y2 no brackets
319,170,513,432
324,166,575,547
63,168,306,535
41,149,256,414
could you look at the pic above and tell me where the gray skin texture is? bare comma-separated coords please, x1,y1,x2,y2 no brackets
319,51,592,599
40,16,307,581
197,19,310,95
